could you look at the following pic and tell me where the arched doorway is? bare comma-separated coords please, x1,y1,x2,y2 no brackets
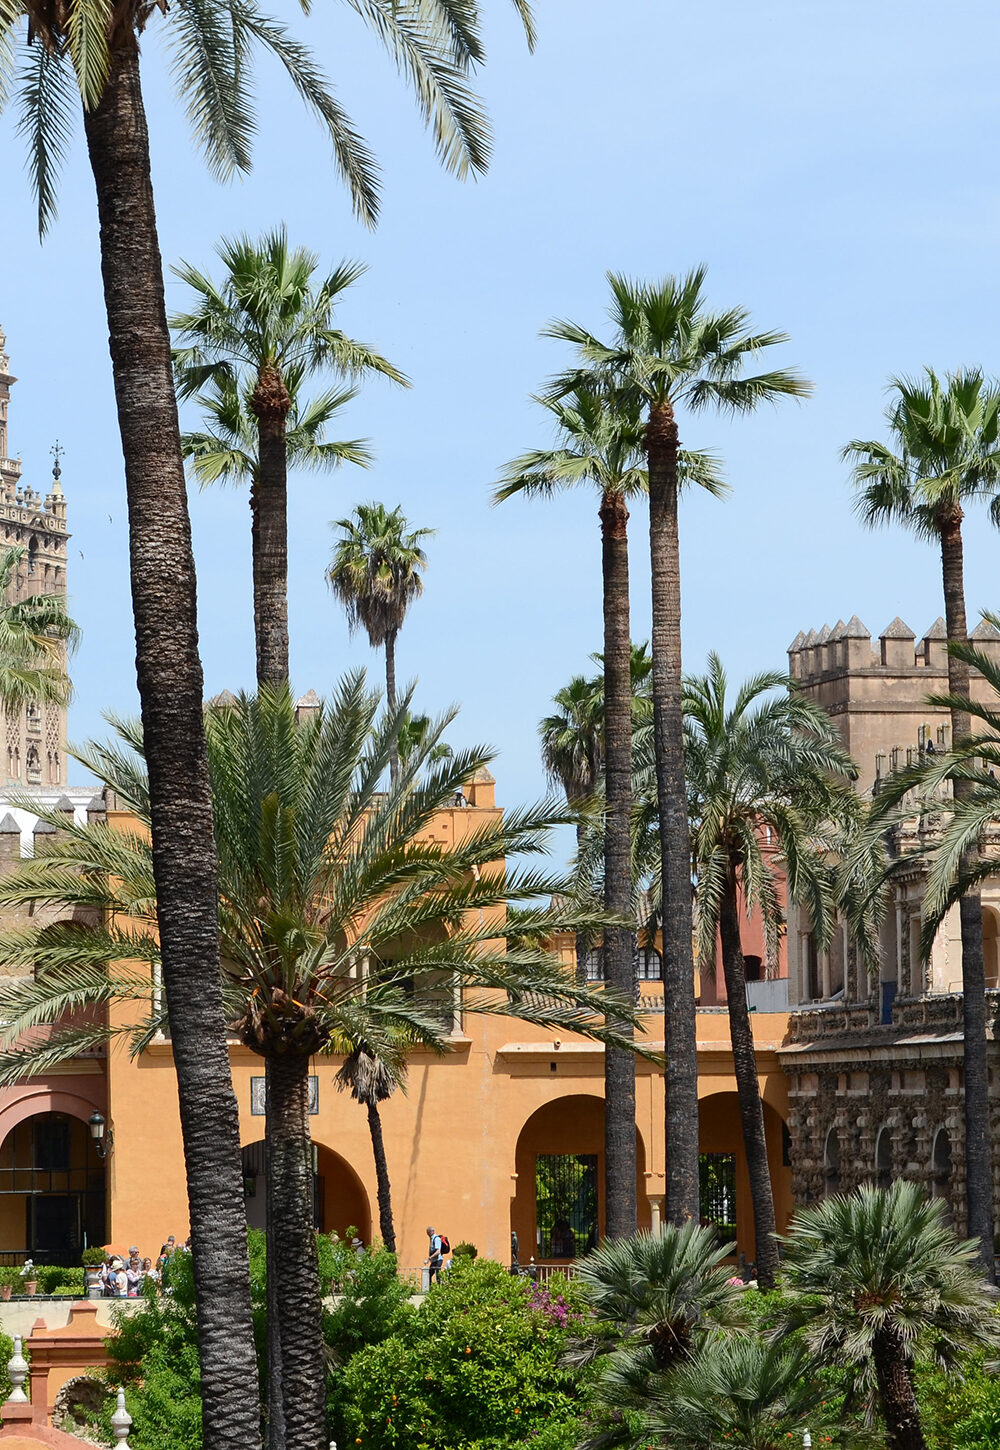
0,1112,106,1262
241,1140,371,1245
511,1096,649,1264
698,1094,792,1265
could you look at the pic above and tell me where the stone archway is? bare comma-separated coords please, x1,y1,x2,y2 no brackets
510,1095,649,1264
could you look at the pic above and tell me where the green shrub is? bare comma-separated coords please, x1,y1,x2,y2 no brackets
36,1266,85,1295
919,1352,1000,1450
339,1257,592,1450
81,1247,107,1268
451,1241,477,1260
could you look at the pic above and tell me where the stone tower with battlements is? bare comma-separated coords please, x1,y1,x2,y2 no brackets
0,325,69,787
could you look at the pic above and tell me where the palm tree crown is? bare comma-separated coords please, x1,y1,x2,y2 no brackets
328,502,433,652
781,1181,1000,1449
2,0,537,234
172,231,404,410
545,267,810,418
0,679,636,1078
847,368,1000,539
683,654,860,975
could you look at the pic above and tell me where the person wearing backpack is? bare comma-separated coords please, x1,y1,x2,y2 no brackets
425,1226,450,1283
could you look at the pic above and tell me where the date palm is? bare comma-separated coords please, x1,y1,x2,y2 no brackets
0,546,78,711
546,269,810,1227
335,1035,423,1253
781,1181,1000,1450
847,367,1000,1274
0,0,535,1443
328,503,433,784
172,231,404,687
0,679,636,1447
683,655,860,1289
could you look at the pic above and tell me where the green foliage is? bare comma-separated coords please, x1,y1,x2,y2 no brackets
451,1242,477,1260
919,1351,1000,1450
80,1246,107,1268
35,1265,85,1295
339,1257,592,1450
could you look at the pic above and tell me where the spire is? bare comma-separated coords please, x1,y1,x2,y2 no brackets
50,439,64,496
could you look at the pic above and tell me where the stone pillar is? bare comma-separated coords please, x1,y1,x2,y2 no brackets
648,1198,662,1236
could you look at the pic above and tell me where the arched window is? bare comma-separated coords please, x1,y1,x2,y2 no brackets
874,1125,892,1191
823,1126,841,1195
931,1127,952,1204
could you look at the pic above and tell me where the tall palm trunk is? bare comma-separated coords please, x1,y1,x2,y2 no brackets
366,1098,397,1251
600,489,637,1240
82,44,261,1450
939,510,994,1278
385,627,399,785
718,868,778,1288
872,1326,927,1450
646,402,700,1225
574,820,589,984
265,1049,327,1449
250,369,292,687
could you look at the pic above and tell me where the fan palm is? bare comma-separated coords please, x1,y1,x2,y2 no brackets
781,1181,1000,1450
638,1336,824,1450
847,367,1000,1274
576,1223,748,1371
328,503,434,784
682,655,860,1289
498,387,647,1238
172,231,403,687
335,1038,410,1252
499,389,724,1238
0,2,536,1441
0,546,78,712
546,269,810,1227
0,678,637,1449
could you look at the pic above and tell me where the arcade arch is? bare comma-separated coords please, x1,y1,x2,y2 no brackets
241,1139,371,1244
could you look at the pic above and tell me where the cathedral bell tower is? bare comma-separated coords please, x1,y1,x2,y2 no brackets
0,325,70,788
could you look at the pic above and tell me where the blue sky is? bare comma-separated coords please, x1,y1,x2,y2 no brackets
3,0,1000,830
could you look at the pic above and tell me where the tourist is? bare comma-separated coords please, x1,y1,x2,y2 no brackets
141,1256,156,1287
425,1226,448,1284
126,1255,143,1296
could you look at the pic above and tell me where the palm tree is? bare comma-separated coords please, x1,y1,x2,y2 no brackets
546,269,810,1227
328,503,434,784
397,711,454,768
0,546,78,711
335,1038,417,1253
781,1181,1000,1450
847,368,1000,1275
0,679,637,1450
172,231,404,687
1,3,536,1443
682,656,860,1289
499,391,724,1239
576,1223,747,1373
640,1337,824,1450
498,387,647,1238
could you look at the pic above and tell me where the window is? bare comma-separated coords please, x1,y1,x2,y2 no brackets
535,1154,598,1259
583,948,603,982
637,947,662,981
743,955,763,983
34,1119,70,1172
699,1153,736,1242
